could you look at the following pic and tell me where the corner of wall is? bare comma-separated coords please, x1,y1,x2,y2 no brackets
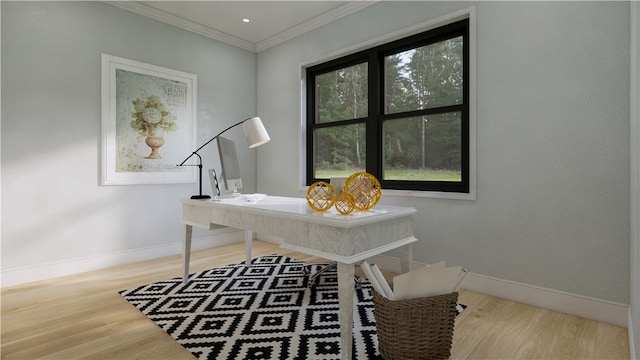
630,1,640,358
630,308,637,360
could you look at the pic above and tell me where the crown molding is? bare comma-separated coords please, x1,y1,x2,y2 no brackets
105,1,377,53
105,1,257,52
255,1,378,52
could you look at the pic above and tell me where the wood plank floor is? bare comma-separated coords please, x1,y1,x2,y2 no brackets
1,240,630,359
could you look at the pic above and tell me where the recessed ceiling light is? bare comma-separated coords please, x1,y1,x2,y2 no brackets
242,18,250,23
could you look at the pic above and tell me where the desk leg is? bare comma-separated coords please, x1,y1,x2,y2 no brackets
399,242,413,273
337,262,354,360
182,224,193,284
245,230,253,265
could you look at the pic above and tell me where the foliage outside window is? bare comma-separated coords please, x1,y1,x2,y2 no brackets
306,19,469,193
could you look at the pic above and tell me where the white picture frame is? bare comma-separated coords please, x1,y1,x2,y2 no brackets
101,53,197,185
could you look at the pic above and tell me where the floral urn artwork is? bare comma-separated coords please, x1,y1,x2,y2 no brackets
130,94,176,159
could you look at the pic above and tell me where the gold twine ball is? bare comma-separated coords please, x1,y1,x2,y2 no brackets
306,181,336,212
335,192,356,215
344,172,381,211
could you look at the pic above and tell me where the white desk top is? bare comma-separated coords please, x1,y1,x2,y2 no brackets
183,195,416,229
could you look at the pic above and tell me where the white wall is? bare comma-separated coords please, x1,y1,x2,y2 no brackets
1,2,257,284
256,1,630,303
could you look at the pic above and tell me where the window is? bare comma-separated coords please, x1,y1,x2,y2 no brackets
306,19,469,193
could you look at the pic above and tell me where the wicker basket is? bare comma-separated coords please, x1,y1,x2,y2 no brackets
372,290,458,360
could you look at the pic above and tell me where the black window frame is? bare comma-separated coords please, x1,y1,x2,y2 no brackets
306,19,469,193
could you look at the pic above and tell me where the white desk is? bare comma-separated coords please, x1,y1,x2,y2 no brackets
181,196,416,360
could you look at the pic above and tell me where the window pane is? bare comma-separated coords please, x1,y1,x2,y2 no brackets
315,63,368,123
314,124,366,179
384,36,463,114
383,113,461,181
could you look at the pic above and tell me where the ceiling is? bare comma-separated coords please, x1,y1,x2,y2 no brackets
108,1,377,52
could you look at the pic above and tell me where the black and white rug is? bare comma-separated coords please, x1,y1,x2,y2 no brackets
120,255,463,360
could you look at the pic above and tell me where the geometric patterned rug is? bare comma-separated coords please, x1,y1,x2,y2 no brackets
120,255,464,360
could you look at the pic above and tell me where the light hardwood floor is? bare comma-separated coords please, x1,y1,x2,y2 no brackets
1,240,630,359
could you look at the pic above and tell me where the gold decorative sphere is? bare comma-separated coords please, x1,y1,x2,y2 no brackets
344,172,381,211
335,192,356,215
306,181,336,212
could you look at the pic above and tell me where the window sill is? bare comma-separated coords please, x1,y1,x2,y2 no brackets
381,188,475,201
298,185,476,201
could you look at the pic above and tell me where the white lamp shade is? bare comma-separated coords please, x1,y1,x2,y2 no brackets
242,116,271,148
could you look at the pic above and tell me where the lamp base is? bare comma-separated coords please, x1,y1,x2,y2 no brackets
191,194,211,200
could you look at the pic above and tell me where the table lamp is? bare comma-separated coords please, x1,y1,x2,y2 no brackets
177,116,270,199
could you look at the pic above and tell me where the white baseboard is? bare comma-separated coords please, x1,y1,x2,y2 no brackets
365,255,629,328
1,231,244,288
463,272,628,328
2,236,630,330
258,234,284,245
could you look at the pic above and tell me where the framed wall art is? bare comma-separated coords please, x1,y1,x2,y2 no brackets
101,53,197,185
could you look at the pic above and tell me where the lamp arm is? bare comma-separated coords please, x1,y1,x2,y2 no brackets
176,117,252,166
